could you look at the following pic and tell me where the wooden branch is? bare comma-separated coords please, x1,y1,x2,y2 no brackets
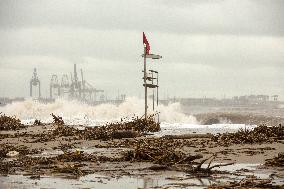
207,154,216,169
208,162,234,170
194,158,209,171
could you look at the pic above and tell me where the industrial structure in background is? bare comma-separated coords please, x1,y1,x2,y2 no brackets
30,68,41,98
49,64,106,104
49,64,104,103
162,94,280,107
27,64,125,105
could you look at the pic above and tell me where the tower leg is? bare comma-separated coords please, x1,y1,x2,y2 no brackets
30,81,32,97
50,85,52,99
144,47,147,119
38,82,41,98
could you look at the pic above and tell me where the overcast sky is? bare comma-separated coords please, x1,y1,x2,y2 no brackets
0,0,283,100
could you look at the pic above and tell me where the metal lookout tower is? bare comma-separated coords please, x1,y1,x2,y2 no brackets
142,33,162,120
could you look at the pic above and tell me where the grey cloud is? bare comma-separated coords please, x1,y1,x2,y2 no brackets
0,0,283,99
0,0,283,36
0,28,283,68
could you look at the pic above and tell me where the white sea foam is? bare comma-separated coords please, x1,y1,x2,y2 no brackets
156,122,257,136
0,97,198,126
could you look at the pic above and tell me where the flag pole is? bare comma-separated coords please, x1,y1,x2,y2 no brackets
157,72,159,123
152,71,154,111
144,46,147,120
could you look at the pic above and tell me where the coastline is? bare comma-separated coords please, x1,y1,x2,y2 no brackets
1,115,284,188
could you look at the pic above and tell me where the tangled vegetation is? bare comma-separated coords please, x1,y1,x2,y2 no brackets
52,114,160,140
211,125,284,145
0,113,25,130
265,153,284,167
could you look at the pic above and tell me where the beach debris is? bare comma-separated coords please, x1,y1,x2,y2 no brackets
175,155,234,177
33,119,43,126
208,177,278,189
56,151,95,162
0,145,30,159
54,163,84,177
211,125,284,145
51,113,64,125
0,113,24,130
53,125,78,137
2,113,283,182
6,151,19,158
147,164,169,171
123,138,203,165
126,144,234,176
164,133,213,139
107,114,160,133
265,153,284,167
29,175,40,179
51,114,160,140
111,130,140,139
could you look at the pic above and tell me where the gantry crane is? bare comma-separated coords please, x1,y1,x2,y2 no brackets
50,74,60,99
30,68,41,98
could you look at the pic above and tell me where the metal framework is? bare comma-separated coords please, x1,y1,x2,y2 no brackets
50,74,60,98
48,64,104,103
142,47,161,119
30,68,41,98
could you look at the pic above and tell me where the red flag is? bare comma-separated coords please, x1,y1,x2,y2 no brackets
143,32,150,55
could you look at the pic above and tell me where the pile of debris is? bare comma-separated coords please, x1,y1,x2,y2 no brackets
52,114,160,140
51,113,64,125
56,151,96,162
33,119,43,126
0,113,25,130
122,138,235,176
0,144,31,159
123,138,202,165
211,125,284,145
105,114,160,133
0,148,121,176
209,176,278,189
265,153,284,167
52,125,79,137
0,154,57,175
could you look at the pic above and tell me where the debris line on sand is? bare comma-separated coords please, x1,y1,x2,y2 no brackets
0,113,24,130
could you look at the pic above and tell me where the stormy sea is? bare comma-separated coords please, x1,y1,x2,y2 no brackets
0,98,284,189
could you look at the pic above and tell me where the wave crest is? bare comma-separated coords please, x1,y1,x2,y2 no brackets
0,97,198,125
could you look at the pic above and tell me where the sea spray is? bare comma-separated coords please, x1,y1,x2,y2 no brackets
156,102,197,124
0,97,198,126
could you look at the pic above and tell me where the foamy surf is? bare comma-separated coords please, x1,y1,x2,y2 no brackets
157,122,257,136
0,97,257,135
0,97,198,126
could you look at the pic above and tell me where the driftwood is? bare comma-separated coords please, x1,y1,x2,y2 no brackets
175,155,234,175
147,165,169,171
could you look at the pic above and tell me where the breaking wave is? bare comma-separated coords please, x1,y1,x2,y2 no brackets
0,97,197,126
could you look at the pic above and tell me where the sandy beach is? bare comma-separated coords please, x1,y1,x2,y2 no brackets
1,112,284,189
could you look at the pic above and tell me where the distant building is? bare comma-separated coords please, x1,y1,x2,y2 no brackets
161,94,280,107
